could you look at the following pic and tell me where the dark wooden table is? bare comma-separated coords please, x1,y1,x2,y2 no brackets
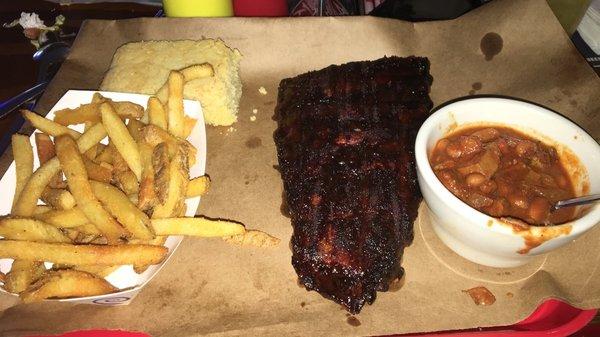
0,0,598,335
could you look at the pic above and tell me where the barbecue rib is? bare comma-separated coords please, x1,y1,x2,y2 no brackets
274,56,433,313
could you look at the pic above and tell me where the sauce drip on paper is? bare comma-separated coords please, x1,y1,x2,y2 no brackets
463,286,496,306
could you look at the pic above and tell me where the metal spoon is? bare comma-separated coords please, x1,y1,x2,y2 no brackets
553,194,600,211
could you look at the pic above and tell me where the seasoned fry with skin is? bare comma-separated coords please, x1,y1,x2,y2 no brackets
0,240,168,266
151,217,245,237
83,157,113,183
141,125,197,168
4,261,45,294
13,124,107,217
101,102,142,181
223,229,281,248
11,134,33,210
21,270,117,303
152,145,189,218
53,101,144,126
186,176,210,198
166,71,185,138
33,207,88,228
147,97,167,130
22,110,80,138
109,143,129,173
55,135,128,243
34,133,64,188
90,180,154,240
137,142,157,211
41,188,76,210
0,217,71,243
152,143,170,204
156,63,214,103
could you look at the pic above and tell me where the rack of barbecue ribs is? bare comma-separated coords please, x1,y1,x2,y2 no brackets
274,56,433,313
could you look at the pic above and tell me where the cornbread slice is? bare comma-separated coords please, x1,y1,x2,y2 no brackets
101,39,242,126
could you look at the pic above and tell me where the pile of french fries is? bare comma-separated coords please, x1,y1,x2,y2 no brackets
0,64,278,303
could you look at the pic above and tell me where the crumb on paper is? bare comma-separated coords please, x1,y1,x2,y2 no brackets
252,108,258,114
226,127,236,134
258,87,267,95
250,116,256,122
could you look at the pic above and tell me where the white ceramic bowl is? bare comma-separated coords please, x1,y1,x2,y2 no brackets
415,97,600,268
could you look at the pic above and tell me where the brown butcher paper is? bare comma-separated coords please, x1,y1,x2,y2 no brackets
1,0,599,335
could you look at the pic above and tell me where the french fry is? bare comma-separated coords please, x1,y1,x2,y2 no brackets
151,217,245,237
83,157,113,183
152,145,189,218
71,265,120,278
53,101,144,126
186,176,210,198
33,207,88,228
95,144,114,164
11,135,44,296
4,261,45,294
141,125,197,168
183,116,197,139
34,205,52,215
223,229,281,248
11,134,33,211
34,133,64,188
128,193,139,205
156,63,214,103
0,240,168,266
73,223,103,236
13,124,107,217
109,143,130,173
21,270,117,302
92,92,105,103
127,118,145,141
55,135,128,243
147,97,167,130
137,142,157,211
166,71,185,138
129,235,168,274
101,102,142,181
114,170,139,195
22,110,80,138
41,188,76,210
89,181,154,240
70,230,105,245
0,218,71,243
152,143,170,204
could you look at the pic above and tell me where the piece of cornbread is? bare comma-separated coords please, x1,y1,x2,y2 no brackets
101,39,242,126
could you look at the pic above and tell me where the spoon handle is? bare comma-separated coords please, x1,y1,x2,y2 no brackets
554,194,600,210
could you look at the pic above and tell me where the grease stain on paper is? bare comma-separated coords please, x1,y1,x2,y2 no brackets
245,136,262,149
463,286,496,306
346,316,361,327
480,32,503,61
469,82,483,95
